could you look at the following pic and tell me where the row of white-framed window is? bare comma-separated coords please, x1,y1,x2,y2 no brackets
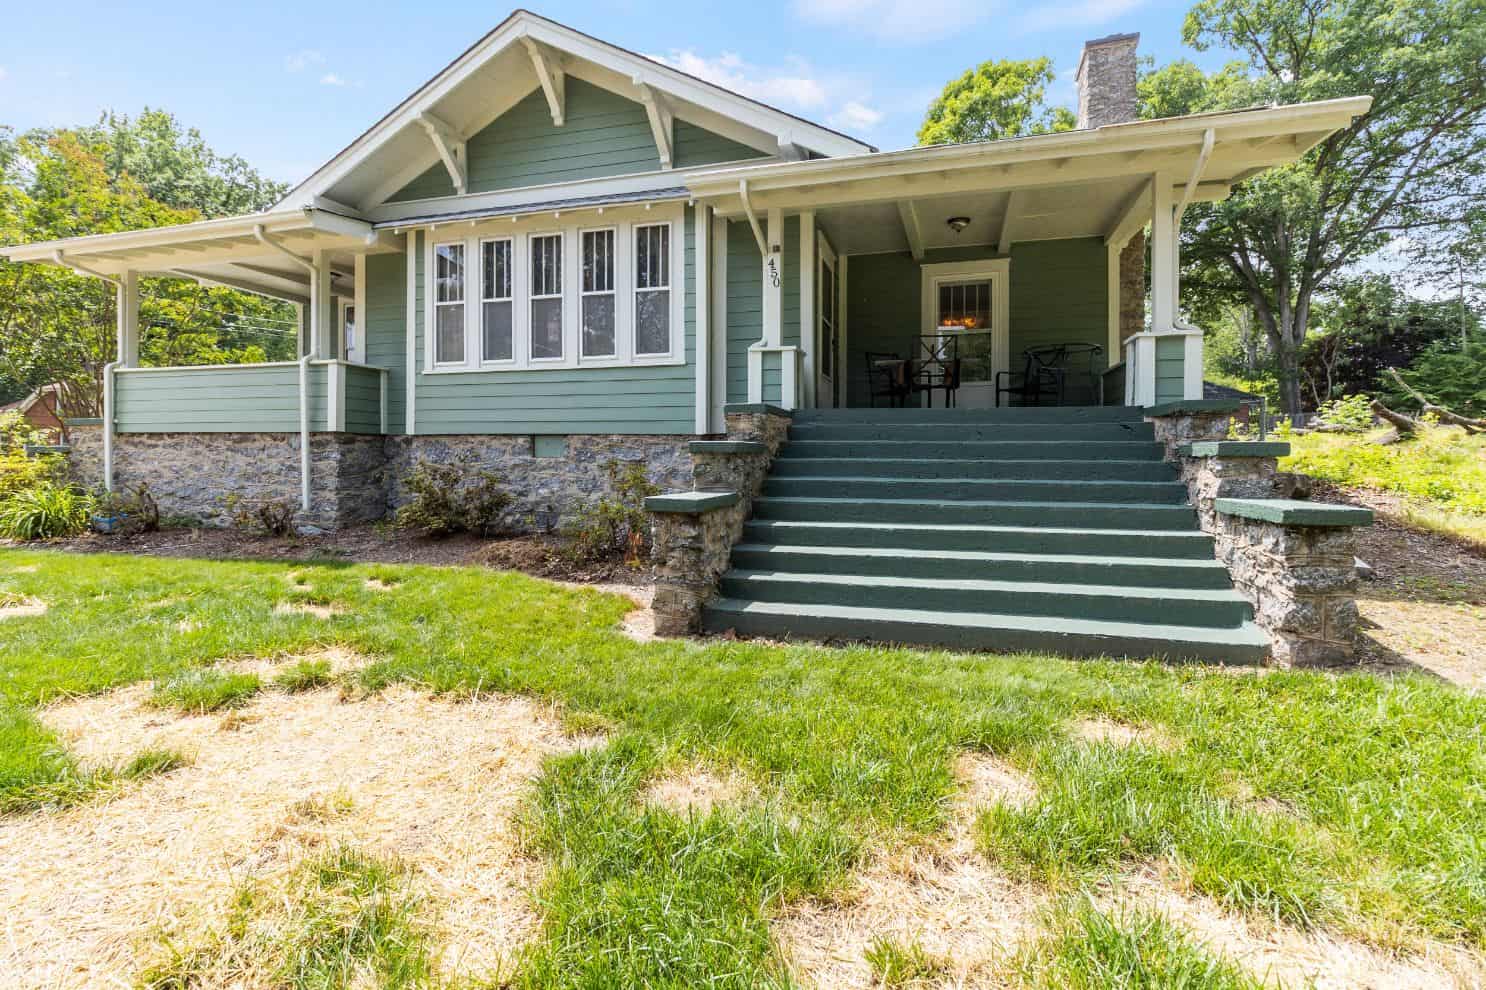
429,219,679,372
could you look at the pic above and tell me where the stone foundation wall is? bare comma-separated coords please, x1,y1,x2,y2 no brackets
1211,511,1362,668
65,425,694,534
385,434,693,533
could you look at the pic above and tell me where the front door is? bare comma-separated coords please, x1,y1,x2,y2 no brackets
919,259,1010,410
817,240,839,408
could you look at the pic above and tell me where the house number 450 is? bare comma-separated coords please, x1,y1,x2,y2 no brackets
766,256,781,288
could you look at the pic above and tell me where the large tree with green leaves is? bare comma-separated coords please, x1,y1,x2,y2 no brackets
918,57,1076,146
0,116,294,415
1155,0,1486,414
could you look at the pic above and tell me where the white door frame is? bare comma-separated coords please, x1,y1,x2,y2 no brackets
919,258,1010,407
816,232,839,409
338,296,360,364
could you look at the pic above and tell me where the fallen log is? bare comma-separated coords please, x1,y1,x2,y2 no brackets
1370,399,1417,442
1384,368,1486,434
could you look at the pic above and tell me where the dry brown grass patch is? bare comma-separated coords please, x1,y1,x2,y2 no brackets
1073,717,1176,751
1104,866,1486,990
8,681,591,988
365,577,398,591
273,600,345,619
222,644,368,681
0,594,47,620
641,764,759,815
776,751,1045,989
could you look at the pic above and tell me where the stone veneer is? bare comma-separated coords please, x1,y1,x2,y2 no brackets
1146,401,1371,667
66,423,694,534
647,404,792,635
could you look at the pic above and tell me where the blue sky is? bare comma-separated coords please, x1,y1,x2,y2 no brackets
0,0,1235,186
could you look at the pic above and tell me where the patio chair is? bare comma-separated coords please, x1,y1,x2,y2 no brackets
914,334,962,408
865,351,912,407
995,343,1105,406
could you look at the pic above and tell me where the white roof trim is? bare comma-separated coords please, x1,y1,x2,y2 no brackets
276,10,874,210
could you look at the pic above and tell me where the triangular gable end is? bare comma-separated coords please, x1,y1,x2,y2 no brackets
280,10,875,214
386,78,769,204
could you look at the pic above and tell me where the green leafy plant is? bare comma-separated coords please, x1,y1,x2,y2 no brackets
0,482,95,539
94,483,159,536
1315,393,1374,432
394,460,512,537
561,458,660,565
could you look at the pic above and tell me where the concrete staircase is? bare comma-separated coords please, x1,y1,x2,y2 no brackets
701,406,1269,663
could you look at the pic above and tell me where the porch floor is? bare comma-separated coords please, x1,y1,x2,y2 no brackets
703,406,1268,663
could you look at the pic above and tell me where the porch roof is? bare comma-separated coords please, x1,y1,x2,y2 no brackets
0,208,401,305
683,97,1371,255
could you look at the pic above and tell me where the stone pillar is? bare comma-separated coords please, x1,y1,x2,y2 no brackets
1119,231,1145,347
648,491,744,636
1075,33,1140,129
1144,400,1239,461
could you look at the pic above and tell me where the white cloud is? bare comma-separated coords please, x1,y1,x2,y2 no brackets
1018,0,1145,32
0,67,8,83
830,101,885,131
646,49,883,136
319,73,348,87
284,49,324,73
793,0,990,42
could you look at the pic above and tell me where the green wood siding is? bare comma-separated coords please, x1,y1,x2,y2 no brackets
342,364,385,434
1155,335,1186,404
410,211,700,435
114,364,351,433
390,80,767,202
364,251,407,433
842,239,1109,407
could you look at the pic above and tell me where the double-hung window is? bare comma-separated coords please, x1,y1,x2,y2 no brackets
581,228,617,359
433,241,466,366
529,233,564,361
633,223,671,357
481,238,514,363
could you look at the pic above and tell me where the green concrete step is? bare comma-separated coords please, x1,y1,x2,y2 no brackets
791,406,1147,424
752,497,1199,529
763,476,1191,504
740,520,1217,558
787,422,1155,443
701,598,1270,664
717,571,1252,626
769,457,1178,481
779,440,1166,461
729,544,1236,588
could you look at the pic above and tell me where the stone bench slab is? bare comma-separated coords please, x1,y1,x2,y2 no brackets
690,440,769,455
645,490,740,514
1182,441,1291,458
1145,399,1243,417
1216,498,1372,527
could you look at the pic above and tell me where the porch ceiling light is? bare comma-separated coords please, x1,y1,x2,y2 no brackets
946,216,972,234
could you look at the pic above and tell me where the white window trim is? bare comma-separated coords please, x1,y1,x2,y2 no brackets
527,229,567,364
578,225,623,363
478,235,518,367
338,296,359,364
632,220,678,362
421,204,686,374
431,238,469,368
918,258,1011,387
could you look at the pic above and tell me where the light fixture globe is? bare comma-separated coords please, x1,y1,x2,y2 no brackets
946,216,972,234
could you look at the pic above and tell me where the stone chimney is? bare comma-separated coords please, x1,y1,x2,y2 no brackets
1075,32,1140,128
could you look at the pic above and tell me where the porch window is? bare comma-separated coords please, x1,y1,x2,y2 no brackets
634,223,670,356
434,242,466,365
530,233,563,360
581,228,617,358
481,238,514,362
937,280,991,330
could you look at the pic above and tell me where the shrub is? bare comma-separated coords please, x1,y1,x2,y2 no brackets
94,483,160,536
0,482,95,539
561,459,659,565
395,461,512,537
1315,393,1374,432
225,494,298,537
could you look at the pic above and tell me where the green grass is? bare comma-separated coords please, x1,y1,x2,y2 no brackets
151,668,262,714
1,548,1483,985
1013,898,1266,989
138,845,444,990
864,936,947,987
1282,425,1486,544
274,657,336,693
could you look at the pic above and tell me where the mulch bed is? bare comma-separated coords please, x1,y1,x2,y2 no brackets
38,525,652,587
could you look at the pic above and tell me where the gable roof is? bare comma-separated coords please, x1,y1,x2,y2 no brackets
279,10,876,213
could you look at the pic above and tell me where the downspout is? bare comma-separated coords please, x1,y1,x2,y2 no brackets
738,180,772,404
255,225,320,516
54,251,122,492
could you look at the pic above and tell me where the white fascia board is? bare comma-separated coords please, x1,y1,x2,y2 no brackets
368,171,700,225
0,209,312,264
683,96,1372,199
278,10,872,210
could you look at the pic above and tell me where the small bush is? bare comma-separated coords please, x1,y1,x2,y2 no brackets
225,494,298,537
561,459,659,565
94,483,160,536
0,482,95,539
151,669,262,714
395,461,512,537
1315,393,1374,432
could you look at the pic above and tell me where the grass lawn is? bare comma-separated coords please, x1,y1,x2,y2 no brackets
1,547,1484,988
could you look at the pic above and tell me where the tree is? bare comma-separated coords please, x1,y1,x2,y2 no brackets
1167,0,1486,414
918,57,1076,146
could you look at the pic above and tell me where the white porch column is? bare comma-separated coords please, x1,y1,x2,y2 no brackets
309,248,334,358
763,208,783,347
799,210,816,409
694,205,712,434
116,269,139,367
1150,174,1176,332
